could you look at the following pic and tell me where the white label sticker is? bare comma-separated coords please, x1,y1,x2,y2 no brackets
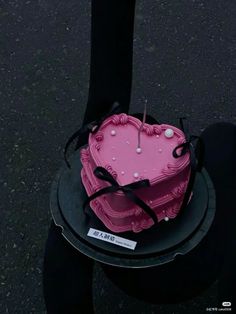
87,228,137,250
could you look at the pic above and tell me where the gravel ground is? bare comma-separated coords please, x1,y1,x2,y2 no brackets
0,0,235,313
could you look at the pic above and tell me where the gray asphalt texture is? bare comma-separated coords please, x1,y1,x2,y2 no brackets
0,0,235,313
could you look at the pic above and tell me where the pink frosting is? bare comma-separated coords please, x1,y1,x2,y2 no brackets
80,114,191,233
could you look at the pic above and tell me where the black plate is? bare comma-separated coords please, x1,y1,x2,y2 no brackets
50,152,216,268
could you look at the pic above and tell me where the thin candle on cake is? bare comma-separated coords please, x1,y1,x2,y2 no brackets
136,99,147,154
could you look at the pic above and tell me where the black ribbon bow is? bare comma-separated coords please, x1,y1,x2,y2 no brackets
64,102,122,168
172,135,204,172
83,167,158,225
172,127,204,216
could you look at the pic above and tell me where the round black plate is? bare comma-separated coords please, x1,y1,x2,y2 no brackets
50,152,216,268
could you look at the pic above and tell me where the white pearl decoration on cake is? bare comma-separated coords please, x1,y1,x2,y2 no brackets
136,147,142,154
112,157,116,161
110,130,116,136
158,148,162,153
121,171,125,175
133,172,139,178
164,217,169,221
164,128,174,138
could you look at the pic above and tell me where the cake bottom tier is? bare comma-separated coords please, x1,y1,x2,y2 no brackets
81,168,189,233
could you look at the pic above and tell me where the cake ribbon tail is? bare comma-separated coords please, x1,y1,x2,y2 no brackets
172,135,205,214
172,135,204,171
83,167,158,225
64,102,121,168
179,117,189,135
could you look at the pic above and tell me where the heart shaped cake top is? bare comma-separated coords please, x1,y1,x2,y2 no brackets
88,114,190,186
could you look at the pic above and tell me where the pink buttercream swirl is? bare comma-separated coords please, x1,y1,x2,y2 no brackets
110,113,128,125
80,148,90,163
110,115,120,125
111,171,118,179
105,164,112,171
177,137,185,145
90,200,101,209
95,132,104,142
93,185,102,193
143,124,154,135
165,204,180,218
119,113,128,124
131,221,142,233
140,219,149,229
153,125,162,135
95,143,101,151
170,181,187,198
130,216,155,233
104,164,117,179
134,207,142,216
162,163,181,176
103,205,136,218
172,203,181,214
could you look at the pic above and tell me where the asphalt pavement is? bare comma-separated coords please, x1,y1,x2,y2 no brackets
1,0,235,313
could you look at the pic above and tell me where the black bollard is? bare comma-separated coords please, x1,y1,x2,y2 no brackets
83,0,136,125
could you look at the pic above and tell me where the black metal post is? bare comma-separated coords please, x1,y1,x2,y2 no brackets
83,0,136,125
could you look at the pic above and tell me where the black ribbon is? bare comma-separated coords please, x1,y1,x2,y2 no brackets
64,102,122,168
172,132,205,215
65,108,204,226
83,167,158,225
172,135,204,171
90,102,122,134
175,116,204,171
179,117,188,134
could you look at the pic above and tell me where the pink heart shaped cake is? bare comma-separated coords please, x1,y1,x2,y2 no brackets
80,113,191,233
